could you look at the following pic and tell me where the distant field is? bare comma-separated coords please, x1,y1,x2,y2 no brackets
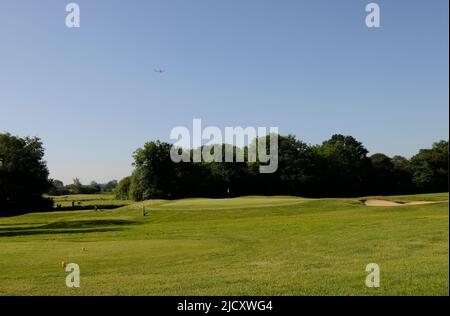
51,194,132,208
0,193,448,295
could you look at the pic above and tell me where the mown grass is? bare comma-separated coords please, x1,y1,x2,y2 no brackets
46,194,132,212
0,193,448,296
51,194,132,208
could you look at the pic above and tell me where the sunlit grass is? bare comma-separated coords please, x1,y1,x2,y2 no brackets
0,193,448,295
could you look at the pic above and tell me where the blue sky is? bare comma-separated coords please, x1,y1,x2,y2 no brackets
0,0,448,184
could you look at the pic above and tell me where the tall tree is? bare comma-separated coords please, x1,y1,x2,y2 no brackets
115,176,132,200
314,134,370,196
131,141,177,200
0,133,52,214
410,140,448,193
369,153,396,194
391,155,413,194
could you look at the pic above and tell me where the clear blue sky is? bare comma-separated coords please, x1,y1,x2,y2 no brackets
1,0,448,184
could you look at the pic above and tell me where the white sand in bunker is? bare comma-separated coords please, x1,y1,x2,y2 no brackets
363,199,445,206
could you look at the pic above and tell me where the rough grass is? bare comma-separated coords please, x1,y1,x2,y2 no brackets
0,193,448,296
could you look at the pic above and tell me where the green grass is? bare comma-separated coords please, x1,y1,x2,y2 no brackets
0,193,448,295
51,194,132,208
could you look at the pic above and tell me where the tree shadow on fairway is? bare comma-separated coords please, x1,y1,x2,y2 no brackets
0,219,140,237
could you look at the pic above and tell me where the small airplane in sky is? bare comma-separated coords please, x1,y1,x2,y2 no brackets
154,68,165,73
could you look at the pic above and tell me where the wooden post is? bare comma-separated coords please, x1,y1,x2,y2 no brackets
142,205,145,216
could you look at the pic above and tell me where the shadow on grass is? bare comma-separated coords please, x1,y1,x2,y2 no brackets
0,219,139,237
1,204,128,217
0,222,46,227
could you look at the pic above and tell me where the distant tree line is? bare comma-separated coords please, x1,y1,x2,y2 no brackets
0,133,121,214
48,178,118,195
115,134,448,201
1,131,448,215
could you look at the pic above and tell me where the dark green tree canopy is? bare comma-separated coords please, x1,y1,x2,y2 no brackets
410,140,448,193
131,141,176,200
0,133,52,213
115,176,132,200
123,135,448,201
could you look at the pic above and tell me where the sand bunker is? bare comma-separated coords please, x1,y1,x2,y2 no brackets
363,199,444,206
